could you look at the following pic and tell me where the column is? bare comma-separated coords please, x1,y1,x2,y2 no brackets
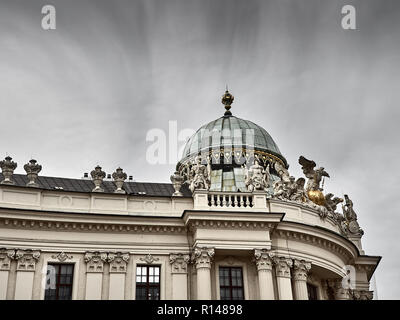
273,256,293,300
254,249,275,300
292,259,311,300
14,249,41,300
192,247,214,300
352,290,373,300
169,253,190,300
108,252,129,300
0,249,15,299
84,252,107,300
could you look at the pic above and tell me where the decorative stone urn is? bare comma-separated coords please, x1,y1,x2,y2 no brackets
90,165,106,192
0,156,17,185
23,159,42,187
112,167,127,194
170,171,184,196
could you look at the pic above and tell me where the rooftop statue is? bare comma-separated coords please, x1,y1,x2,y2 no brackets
339,194,364,236
324,193,343,213
244,158,270,192
298,156,330,205
188,156,210,192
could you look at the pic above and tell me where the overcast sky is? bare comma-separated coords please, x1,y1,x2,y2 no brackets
0,0,399,299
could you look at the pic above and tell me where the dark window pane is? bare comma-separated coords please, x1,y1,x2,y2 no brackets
44,263,74,300
219,266,244,301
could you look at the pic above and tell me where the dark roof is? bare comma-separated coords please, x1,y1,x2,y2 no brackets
0,174,192,198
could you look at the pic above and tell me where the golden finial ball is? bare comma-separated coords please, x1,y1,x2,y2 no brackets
221,90,234,106
307,190,326,206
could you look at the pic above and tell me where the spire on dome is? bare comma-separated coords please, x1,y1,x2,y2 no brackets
221,88,234,116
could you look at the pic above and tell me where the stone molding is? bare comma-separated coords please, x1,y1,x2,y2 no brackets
254,249,274,271
0,217,185,234
192,247,215,269
15,249,41,271
273,256,293,278
169,253,190,274
293,259,312,281
0,248,16,271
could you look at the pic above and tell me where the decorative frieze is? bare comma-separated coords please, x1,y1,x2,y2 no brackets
192,247,215,269
107,252,129,273
84,252,107,273
273,256,293,278
140,254,159,264
169,253,190,274
0,248,16,271
15,249,41,271
51,252,73,262
23,159,42,187
254,249,274,271
0,156,17,185
293,259,312,281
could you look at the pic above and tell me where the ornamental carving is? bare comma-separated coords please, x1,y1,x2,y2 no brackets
169,253,190,274
140,254,160,264
107,252,129,273
293,259,312,281
254,249,274,271
90,165,106,192
273,256,293,278
243,158,270,192
84,252,107,273
192,247,215,269
112,167,127,194
327,279,351,300
188,156,210,192
352,290,373,300
0,156,17,185
0,248,16,271
23,159,42,187
15,249,41,271
51,252,73,262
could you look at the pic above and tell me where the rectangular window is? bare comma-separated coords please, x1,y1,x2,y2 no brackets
44,263,74,300
135,265,160,300
219,266,244,300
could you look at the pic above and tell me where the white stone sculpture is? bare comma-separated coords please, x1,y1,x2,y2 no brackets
91,165,106,192
112,167,127,194
189,156,210,192
24,159,42,187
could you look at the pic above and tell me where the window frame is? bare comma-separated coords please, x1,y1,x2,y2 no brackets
44,263,75,300
218,266,245,300
135,264,161,300
40,255,80,300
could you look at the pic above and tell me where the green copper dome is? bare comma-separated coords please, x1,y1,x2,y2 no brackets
181,115,286,165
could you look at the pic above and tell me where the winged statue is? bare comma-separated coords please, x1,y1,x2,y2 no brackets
298,156,330,192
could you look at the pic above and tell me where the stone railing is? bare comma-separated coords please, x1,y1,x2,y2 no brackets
193,190,268,210
208,192,253,208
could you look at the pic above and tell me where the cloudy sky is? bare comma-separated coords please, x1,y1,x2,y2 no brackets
0,0,399,298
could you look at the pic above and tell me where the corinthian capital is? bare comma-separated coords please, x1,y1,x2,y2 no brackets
273,256,293,278
0,248,16,271
84,251,108,273
192,247,215,269
170,253,190,274
15,249,41,271
352,290,374,300
254,249,274,271
293,259,312,281
107,252,130,273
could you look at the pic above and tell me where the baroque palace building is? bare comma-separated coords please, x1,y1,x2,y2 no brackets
0,90,380,300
